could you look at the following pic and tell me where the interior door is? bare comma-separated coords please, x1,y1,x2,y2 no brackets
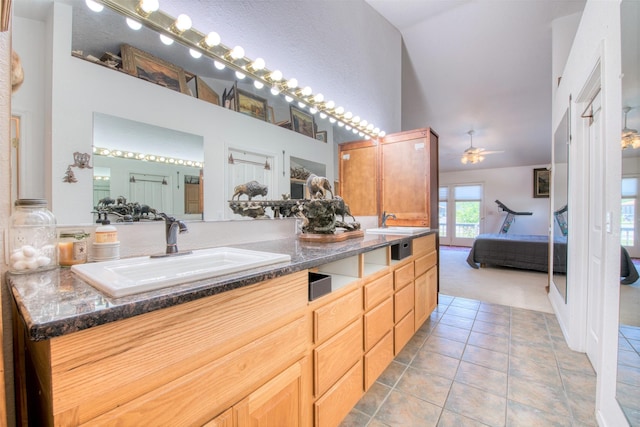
586,90,603,370
621,175,640,257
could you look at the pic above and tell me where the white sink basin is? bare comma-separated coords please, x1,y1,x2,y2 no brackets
71,247,291,298
366,226,431,235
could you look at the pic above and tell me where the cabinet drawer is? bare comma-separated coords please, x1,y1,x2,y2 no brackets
413,233,436,255
364,297,393,351
314,318,363,397
394,262,414,290
415,250,437,277
394,281,414,322
364,331,394,390
394,310,415,355
314,287,362,344
314,360,363,427
364,273,393,310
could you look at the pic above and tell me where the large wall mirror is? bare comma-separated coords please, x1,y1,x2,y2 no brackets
552,107,569,302
11,0,385,224
617,0,640,424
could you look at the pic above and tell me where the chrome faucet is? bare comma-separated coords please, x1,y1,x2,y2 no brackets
381,211,397,228
155,213,191,257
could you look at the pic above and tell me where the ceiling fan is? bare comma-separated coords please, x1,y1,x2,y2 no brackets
460,130,504,164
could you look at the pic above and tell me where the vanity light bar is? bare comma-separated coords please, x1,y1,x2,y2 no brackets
92,0,383,139
93,146,203,168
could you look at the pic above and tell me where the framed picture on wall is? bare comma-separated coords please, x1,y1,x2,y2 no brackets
315,131,327,143
237,89,268,121
195,77,220,106
120,44,189,94
290,105,315,138
533,167,550,198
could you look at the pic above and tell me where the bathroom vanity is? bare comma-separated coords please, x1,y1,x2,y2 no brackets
8,231,438,426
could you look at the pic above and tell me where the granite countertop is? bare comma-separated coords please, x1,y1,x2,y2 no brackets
7,231,435,342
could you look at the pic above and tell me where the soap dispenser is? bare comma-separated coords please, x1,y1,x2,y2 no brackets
92,220,120,261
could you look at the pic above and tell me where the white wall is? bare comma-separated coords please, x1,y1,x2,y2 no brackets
549,1,626,425
440,165,551,236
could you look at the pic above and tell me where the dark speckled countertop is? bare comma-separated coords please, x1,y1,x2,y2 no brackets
7,231,436,342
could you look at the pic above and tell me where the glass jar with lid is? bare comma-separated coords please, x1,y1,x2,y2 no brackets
58,230,90,266
8,199,58,273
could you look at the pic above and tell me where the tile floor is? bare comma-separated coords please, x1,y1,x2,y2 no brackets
340,294,597,427
617,324,640,425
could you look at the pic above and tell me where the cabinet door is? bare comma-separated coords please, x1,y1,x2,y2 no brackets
204,409,233,427
380,128,438,227
338,140,378,216
235,358,306,426
415,266,438,330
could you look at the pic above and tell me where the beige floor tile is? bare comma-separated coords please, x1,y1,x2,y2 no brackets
338,409,371,427
462,344,509,372
478,302,511,316
444,382,506,427
467,330,509,354
554,349,595,375
617,364,640,387
508,375,571,417
377,360,407,387
450,297,481,310
395,366,453,407
439,313,475,329
560,369,597,399
616,381,640,411
509,354,563,388
444,305,478,319
374,389,442,427
454,361,507,396
354,381,391,416
618,348,640,368
474,309,510,326
510,339,556,363
471,319,510,338
566,392,596,425
411,349,461,379
437,409,491,426
506,399,572,427
432,323,471,343
424,334,466,359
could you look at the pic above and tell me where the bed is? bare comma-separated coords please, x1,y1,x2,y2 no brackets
466,233,639,285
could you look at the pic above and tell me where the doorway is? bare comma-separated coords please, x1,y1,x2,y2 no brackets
439,184,483,247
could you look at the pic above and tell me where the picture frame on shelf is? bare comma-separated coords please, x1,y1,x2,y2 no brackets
268,106,275,124
533,167,550,198
290,105,315,138
195,77,220,106
222,81,237,111
315,131,327,143
120,44,189,94
237,89,268,121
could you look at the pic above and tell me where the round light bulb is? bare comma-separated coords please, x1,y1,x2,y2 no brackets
189,48,202,59
214,60,225,70
352,128,359,134
379,131,386,137
126,18,142,30
139,0,159,14
325,100,335,110
287,78,298,89
301,86,312,96
344,111,353,120
366,124,374,131
269,70,283,81
314,93,324,103
85,0,104,12
160,34,174,45
360,120,368,127
298,102,306,109
175,14,192,32
329,118,336,124
346,125,352,131
254,81,264,89
309,107,318,114
338,121,345,127
235,71,246,80
204,31,221,47
230,45,245,60
335,106,345,115
373,127,380,134
352,116,360,123
359,132,365,137
319,113,327,119
270,86,281,95
252,58,266,70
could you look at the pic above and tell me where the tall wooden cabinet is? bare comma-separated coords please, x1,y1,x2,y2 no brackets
338,128,439,227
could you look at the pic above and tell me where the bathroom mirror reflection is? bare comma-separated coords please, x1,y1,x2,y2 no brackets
552,109,569,302
616,1,640,423
92,113,204,221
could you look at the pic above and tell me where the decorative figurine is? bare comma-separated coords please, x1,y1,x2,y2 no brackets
232,180,269,200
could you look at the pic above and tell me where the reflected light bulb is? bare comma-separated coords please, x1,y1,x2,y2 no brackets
338,122,345,127
270,86,281,95
298,102,306,109
160,34,174,45
85,0,104,12
126,18,142,30
235,71,246,80
204,32,221,47
346,125,352,131
329,117,336,124
189,49,202,59
230,45,245,60
309,107,318,114
285,95,293,103
254,81,264,89
319,112,327,119
214,60,225,70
